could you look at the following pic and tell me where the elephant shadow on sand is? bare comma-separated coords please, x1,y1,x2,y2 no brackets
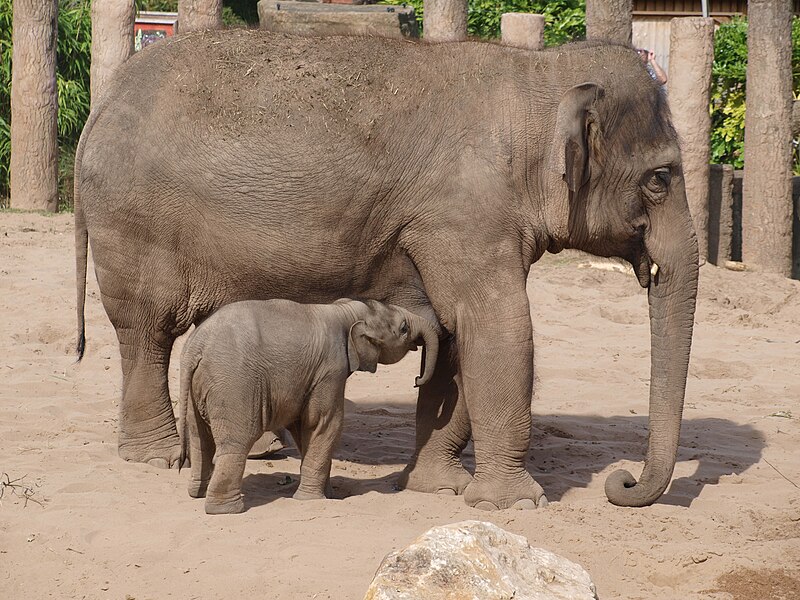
241,403,765,510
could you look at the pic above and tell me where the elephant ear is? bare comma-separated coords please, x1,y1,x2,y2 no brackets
549,82,605,193
347,321,379,374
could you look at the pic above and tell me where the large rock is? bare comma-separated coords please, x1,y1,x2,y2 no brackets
364,521,597,600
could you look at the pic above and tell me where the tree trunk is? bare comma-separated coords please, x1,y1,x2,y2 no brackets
500,13,545,51
423,0,467,42
178,0,223,33
91,0,135,106
585,0,632,45
742,0,793,276
668,17,714,263
10,0,59,212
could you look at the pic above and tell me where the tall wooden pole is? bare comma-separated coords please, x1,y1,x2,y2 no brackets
10,0,59,212
669,17,714,263
178,0,223,33
91,0,135,106
585,0,632,45
742,0,793,275
423,0,467,42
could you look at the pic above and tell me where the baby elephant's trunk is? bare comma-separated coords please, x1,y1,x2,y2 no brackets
407,313,439,387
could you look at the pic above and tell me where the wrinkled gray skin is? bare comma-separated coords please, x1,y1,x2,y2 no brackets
75,31,698,509
180,298,439,514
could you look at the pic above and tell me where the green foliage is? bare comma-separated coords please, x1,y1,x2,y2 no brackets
468,0,585,44
710,16,800,173
709,18,747,169
380,0,585,45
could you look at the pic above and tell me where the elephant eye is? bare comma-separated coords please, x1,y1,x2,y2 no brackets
644,167,671,200
399,321,408,335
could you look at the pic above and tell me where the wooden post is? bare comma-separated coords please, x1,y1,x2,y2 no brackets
178,0,223,33
669,17,714,263
10,0,59,212
585,0,632,45
742,0,793,276
500,13,545,50
423,0,467,42
91,0,135,106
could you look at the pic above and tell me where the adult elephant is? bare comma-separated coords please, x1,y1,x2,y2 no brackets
75,30,698,509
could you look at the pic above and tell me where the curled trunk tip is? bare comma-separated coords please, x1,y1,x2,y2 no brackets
604,469,669,507
409,315,439,387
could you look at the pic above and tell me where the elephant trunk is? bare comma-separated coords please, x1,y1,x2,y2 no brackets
605,192,699,507
406,313,440,388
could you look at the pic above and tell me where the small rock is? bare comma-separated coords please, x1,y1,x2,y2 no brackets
364,521,597,600
724,260,747,271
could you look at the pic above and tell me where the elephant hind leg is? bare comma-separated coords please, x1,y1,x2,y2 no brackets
115,327,183,468
187,400,215,499
396,337,473,495
95,254,197,468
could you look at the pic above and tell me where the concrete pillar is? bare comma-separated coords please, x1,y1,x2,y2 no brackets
423,0,467,42
585,0,632,45
178,0,223,33
707,164,734,266
742,0,793,276
90,0,135,106
668,17,714,263
500,13,545,50
10,0,59,212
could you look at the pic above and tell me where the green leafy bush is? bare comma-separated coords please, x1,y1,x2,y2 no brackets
381,0,584,45
710,16,800,173
468,0,585,44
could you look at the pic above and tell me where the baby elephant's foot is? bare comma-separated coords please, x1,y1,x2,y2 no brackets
293,488,327,501
188,479,209,498
205,494,245,514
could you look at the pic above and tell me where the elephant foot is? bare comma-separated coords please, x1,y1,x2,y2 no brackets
205,494,245,514
118,429,182,469
293,488,327,501
397,456,473,496
465,471,548,511
188,479,209,498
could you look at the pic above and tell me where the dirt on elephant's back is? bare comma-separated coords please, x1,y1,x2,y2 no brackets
128,28,511,136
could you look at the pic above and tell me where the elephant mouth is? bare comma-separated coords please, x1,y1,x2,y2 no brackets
632,246,659,288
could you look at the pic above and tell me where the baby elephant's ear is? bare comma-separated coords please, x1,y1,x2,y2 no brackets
347,321,379,374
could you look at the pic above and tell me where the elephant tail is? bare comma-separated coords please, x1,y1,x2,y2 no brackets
74,131,89,361
74,103,106,361
178,345,202,472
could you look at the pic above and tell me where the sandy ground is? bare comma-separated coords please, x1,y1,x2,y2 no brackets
1,211,799,599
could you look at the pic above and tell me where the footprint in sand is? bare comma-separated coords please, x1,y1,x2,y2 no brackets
690,357,755,380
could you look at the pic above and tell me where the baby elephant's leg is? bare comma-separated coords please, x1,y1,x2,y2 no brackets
187,400,215,499
294,382,345,501
205,452,249,514
204,422,259,514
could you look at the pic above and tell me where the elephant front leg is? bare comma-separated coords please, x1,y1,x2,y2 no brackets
397,337,473,495
458,292,547,510
116,329,182,468
293,383,344,500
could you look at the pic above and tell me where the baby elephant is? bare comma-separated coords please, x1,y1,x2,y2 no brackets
179,298,439,514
